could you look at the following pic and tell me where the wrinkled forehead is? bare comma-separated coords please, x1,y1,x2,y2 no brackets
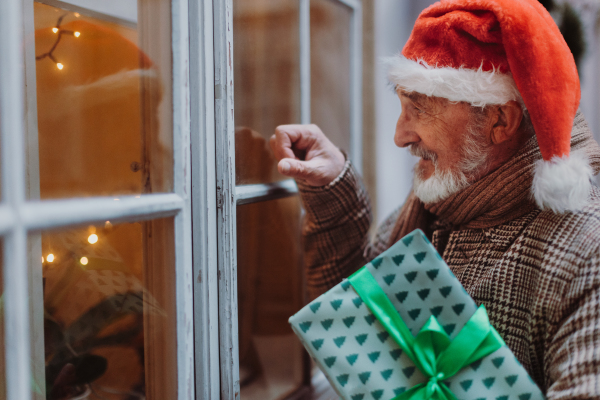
398,88,448,109
398,89,425,102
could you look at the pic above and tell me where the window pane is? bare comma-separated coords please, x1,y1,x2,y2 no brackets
31,1,173,199
234,0,300,185
311,0,352,153
33,218,176,399
237,196,307,399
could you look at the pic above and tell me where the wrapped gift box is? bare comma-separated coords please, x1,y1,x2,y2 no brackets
289,229,544,400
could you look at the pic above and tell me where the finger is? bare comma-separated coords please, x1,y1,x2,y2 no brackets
271,129,297,160
278,158,313,180
278,157,329,183
274,124,323,152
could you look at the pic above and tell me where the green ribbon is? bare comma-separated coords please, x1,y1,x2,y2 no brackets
348,267,505,400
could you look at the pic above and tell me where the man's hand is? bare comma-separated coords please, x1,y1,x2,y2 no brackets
270,124,346,187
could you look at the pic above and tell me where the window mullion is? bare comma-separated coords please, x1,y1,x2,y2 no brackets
235,180,299,205
300,0,310,125
349,2,363,173
22,2,46,397
0,1,30,400
214,0,240,398
189,0,221,397
21,193,185,230
332,0,360,10
170,0,196,397
0,206,16,235
3,229,30,400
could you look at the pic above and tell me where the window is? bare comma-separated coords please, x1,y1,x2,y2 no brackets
213,0,363,398
1,0,193,398
1,0,365,398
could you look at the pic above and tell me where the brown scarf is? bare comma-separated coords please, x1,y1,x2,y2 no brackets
389,111,600,246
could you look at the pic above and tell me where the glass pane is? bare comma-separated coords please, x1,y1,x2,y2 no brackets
32,1,173,199
234,0,300,185
34,218,176,399
237,196,307,399
311,0,352,153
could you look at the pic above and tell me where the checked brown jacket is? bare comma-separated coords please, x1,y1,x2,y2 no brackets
297,112,600,399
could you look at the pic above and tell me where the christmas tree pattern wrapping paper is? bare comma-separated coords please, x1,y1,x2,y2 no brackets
289,229,544,400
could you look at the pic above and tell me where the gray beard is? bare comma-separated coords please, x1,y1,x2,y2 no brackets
412,167,471,204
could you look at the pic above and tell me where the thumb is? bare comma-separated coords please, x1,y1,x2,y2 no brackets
278,158,317,180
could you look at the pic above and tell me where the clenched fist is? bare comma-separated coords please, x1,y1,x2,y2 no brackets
270,124,346,187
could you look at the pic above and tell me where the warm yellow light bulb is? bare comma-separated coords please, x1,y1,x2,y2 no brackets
88,233,98,244
56,63,64,70
80,257,89,265
74,12,80,17
52,27,59,33
74,31,81,38
47,253,55,263
41,256,45,263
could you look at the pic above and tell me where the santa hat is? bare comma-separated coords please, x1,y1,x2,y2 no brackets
387,0,593,213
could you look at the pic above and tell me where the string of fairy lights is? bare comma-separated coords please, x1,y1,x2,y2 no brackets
42,221,113,267
35,13,81,70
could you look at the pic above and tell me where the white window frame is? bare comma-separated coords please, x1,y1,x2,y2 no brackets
210,0,363,398
0,0,195,399
1,0,363,397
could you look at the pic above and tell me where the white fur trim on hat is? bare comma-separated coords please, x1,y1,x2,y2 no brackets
532,149,593,213
386,55,523,107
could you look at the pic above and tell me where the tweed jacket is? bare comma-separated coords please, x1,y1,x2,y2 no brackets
298,116,600,399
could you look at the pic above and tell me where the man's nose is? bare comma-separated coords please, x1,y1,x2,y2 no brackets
394,113,420,148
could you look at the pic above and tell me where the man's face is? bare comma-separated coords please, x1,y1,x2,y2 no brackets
394,89,491,202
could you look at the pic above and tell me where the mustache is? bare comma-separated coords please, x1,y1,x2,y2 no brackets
409,144,438,163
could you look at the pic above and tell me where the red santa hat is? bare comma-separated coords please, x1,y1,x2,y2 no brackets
387,0,593,213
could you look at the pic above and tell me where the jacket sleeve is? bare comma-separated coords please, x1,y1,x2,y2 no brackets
545,250,600,400
297,160,399,297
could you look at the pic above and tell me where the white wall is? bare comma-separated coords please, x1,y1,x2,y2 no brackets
576,1,600,148
373,0,435,225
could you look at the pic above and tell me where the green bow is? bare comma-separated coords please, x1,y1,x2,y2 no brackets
348,268,505,400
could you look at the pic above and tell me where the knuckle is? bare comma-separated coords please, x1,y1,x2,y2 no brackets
295,163,306,176
309,124,322,134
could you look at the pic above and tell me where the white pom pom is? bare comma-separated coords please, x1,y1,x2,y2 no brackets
532,149,593,213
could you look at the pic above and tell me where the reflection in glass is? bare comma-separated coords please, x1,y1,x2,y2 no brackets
237,197,307,399
234,0,300,185
36,219,176,399
311,0,351,153
33,1,173,199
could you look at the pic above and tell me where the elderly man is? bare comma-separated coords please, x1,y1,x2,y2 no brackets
270,0,600,398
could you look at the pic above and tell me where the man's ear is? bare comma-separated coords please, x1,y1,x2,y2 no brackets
490,101,523,145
